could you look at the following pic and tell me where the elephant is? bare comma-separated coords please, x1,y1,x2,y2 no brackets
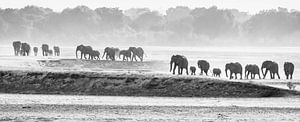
213,68,221,77
197,60,210,75
42,44,49,56
20,43,30,56
119,50,131,61
76,45,93,59
170,55,189,75
261,60,280,79
128,47,144,62
48,49,53,56
225,62,243,79
284,62,294,79
90,50,100,60
102,47,119,61
53,46,60,56
245,64,261,79
12,41,22,56
190,66,196,75
33,47,38,56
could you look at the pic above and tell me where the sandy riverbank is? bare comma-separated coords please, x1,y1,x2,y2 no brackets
1,70,299,97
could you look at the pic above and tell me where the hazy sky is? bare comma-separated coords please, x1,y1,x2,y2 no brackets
0,0,299,14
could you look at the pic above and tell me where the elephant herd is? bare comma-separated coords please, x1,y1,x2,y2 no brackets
170,55,295,80
76,45,145,62
12,41,60,56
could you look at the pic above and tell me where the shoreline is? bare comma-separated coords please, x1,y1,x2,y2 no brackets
1,70,299,98
1,103,299,121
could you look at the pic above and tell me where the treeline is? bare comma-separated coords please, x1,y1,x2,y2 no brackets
0,6,300,46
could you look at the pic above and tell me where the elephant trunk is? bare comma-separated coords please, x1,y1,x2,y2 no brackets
225,68,228,77
170,61,173,72
102,51,106,59
76,48,78,58
261,66,264,76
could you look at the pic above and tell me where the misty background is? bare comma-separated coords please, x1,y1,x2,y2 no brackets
0,5,300,47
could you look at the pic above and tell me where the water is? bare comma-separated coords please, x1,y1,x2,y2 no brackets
0,93,299,108
1,45,300,79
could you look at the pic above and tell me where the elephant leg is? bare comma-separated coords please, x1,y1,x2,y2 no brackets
179,67,182,75
235,73,237,79
186,68,189,75
179,68,181,75
173,65,177,75
134,55,137,61
205,70,208,76
240,73,242,79
276,72,280,79
246,72,250,79
200,69,203,75
290,74,293,79
263,70,267,79
230,72,233,79
270,73,274,79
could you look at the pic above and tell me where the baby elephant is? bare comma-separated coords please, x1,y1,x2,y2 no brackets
213,68,221,77
190,66,196,75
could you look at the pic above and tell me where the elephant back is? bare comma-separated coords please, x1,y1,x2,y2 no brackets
284,62,294,70
270,62,279,72
136,47,144,56
248,64,260,74
213,68,221,74
13,41,21,48
234,62,243,73
177,55,188,68
42,44,49,51
33,47,38,52
21,43,30,50
54,46,60,52
261,60,273,69
197,60,210,70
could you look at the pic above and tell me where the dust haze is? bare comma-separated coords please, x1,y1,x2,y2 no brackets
1,6,300,47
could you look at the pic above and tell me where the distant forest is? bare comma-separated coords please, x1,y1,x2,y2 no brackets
0,6,300,46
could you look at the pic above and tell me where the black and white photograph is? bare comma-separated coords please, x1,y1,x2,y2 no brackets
0,0,300,121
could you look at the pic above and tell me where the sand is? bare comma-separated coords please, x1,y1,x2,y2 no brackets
0,56,300,121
